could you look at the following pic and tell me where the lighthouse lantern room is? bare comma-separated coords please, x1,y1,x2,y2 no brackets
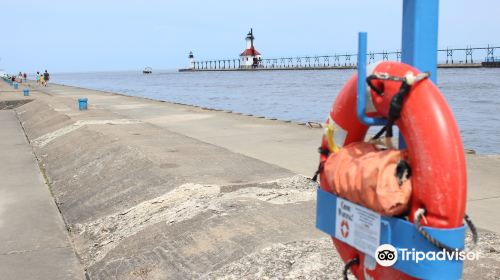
240,28,261,68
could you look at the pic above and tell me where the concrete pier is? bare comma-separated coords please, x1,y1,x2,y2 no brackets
178,65,357,72
0,94,83,279
180,45,499,72
179,63,483,72
1,80,499,279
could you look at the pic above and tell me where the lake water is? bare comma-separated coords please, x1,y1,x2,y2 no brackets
53,68,500,155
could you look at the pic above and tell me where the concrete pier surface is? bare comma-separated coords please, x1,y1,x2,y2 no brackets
1,81,500,279
0,101,83,278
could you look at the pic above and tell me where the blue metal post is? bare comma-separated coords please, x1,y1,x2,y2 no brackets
399,0,439,148
401,0,439,83
357,32,386,126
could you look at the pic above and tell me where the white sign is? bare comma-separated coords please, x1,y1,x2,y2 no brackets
335,197,381,257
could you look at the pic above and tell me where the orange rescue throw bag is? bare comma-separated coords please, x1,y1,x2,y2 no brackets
323,142,411,216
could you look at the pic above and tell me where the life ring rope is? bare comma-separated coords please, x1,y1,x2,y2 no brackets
342,257,360,280
414,208,478,253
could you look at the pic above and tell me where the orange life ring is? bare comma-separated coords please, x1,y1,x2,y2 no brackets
318,61,466,279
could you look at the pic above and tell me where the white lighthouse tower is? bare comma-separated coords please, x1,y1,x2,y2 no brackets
188,51,195,69
240,28,261,68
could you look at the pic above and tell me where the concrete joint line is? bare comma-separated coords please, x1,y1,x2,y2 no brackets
0,245,71,256
32,119,142,147
468,195,500,202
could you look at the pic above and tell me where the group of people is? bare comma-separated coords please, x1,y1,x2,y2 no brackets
8,70,51,86
36,70,50,86
12,72,27,83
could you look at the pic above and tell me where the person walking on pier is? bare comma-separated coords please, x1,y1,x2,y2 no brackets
23,73,27,83
43,70,50,87
36,71,40,85
40,73,45,86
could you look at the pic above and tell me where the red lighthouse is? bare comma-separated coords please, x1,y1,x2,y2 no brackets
240,28,262,68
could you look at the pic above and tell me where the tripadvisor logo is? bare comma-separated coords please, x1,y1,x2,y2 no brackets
375,244,398,266
375,244,480,266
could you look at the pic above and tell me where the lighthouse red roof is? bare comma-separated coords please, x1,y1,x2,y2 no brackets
240,47,261,56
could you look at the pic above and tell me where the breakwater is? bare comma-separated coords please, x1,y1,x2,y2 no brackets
2,81,500,278
53,68,500,155
179,45,499,71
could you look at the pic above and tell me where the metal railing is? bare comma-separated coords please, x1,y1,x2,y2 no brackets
190,45,499,70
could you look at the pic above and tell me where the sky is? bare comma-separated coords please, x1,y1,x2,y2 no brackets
1,0,499,73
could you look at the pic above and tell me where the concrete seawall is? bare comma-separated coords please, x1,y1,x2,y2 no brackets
1,81,500,279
